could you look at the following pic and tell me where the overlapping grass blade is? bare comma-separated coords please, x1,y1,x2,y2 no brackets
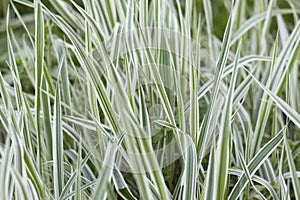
34,0,44,172
284,133,300,200
213,41,241,199
229,128,284,200
53,85,64,199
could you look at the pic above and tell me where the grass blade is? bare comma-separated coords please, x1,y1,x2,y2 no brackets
53,85,64,199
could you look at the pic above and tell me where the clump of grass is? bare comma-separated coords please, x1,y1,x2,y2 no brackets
0,0,300,199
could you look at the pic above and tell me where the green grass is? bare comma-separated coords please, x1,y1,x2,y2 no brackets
0,0,300,199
